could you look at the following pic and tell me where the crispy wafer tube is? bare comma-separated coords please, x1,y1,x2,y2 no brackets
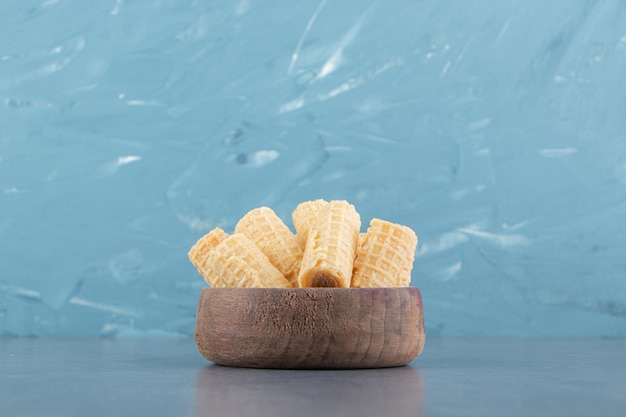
207,252,277,288
292,199,328,250
351,219,418,288
188,227,229,287
234,206,303,287
297,200,360,288
358,232,366,248
210,234,291,288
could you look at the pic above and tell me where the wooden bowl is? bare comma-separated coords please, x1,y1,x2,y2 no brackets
195,287,425,369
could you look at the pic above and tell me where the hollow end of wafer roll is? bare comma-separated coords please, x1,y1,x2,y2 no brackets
299,269,343,288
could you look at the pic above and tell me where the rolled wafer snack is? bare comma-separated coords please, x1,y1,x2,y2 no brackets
292,199,328,250
297,200,360,288
234,207,303,287
209,233,292,288
358,232,366,248
207,252,276,289
188,227,229,287
351,219,418,288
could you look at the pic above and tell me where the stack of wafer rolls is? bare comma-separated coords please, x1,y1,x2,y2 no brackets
188,200,419,288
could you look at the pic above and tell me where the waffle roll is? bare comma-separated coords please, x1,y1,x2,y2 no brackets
292,199,328,250
351,219,418,288
297,200,361,288
188,227,229,287
209,233,291,288
234,207,303,287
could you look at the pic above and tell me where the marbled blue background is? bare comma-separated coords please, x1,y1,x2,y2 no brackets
1,0,625,337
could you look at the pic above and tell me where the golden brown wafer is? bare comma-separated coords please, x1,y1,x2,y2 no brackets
351,219,418,288
209,233,291,288
206,252,268,288
188,227,229,287
297,200,361,288
292,199,328,250
358,232,366,248
234,207,303,287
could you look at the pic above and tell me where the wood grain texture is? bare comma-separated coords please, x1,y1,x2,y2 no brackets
195,287,426,369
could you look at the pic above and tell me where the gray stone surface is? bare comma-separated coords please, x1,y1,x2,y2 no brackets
1,338,624,416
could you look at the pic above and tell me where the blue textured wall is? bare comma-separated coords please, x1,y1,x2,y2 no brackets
1,0,625,337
